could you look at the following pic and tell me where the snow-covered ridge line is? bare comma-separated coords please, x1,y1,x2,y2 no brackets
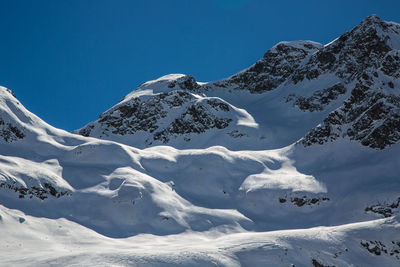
77,15,400,150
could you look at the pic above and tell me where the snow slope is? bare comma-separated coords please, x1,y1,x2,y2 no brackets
2,205,400,267
1,15,400,266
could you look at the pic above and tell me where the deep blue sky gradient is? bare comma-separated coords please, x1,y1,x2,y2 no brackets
1,0,399,131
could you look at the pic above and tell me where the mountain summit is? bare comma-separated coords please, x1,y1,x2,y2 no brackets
77,15,400,151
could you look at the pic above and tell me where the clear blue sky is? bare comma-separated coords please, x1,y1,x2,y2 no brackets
1,0,399,131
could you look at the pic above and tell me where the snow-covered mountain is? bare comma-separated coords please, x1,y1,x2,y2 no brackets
77,15,400,151
1,15,400,266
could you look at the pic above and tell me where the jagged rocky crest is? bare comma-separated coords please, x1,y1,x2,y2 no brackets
77,84,256,148
78,15,400,150
292,15,397,83
212,40,322,93
0,88,26,143
299,16,400,149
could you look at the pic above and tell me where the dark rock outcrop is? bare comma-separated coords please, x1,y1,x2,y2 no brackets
0,117,25,142
78,90,236,145
213,41,322,93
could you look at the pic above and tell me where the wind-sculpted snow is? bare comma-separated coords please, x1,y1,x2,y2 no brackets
0,86,330,238
2,15,400,266
2,205,400,266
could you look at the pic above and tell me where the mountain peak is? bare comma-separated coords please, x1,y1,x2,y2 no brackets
122,74,202,103
363,14,382,23
350,14,400,48
267,40,322,55
0,86,17,99
353,14,388,33
78,15,400,150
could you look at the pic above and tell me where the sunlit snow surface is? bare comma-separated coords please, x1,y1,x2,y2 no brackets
2,76,400,266
2,205,400,266
2,15,400,266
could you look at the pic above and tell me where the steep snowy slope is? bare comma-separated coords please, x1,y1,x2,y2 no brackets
2,84,400,265
0,86,253,237
1,15,400,266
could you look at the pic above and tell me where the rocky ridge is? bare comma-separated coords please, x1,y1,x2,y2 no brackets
77,15,400,150
78,88,255,147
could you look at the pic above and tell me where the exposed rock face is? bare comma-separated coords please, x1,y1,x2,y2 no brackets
279,195,330,207
287,84,346,112
80,90,190,137
151,102,232,144
0,117,25,142
365,197,400,217
213,41,322,93
167,75,201,91
0,181,70,200
381,51,400,78
360,240,400,259
78,90,238,146
298,15,400,149
293,15,396,83
301,73,400,149
211,15,399,94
